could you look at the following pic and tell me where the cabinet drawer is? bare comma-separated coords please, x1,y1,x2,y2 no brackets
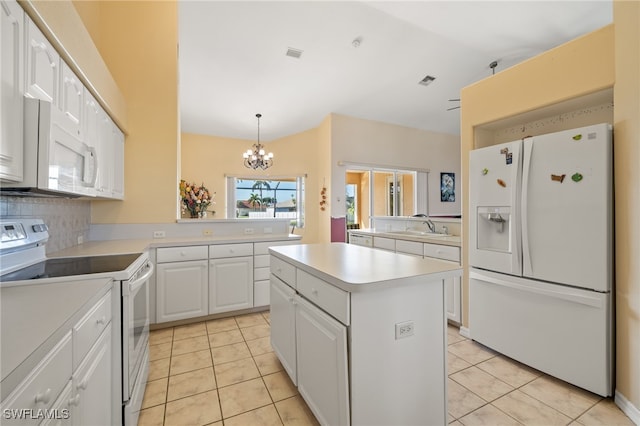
296,269,350,325
254,240,298,255
255,266,270,282
424,243,461,263
254,280,270,307
373,237,395,251
349,234,372,247
254,254,270,268
209,243,253,258
0,332,72,419
271,256,296,288
73,290,112,369
157,246,208,263
395,240,424,256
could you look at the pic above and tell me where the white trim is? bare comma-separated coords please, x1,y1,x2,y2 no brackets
615,390,640,425
338,160,430,173
224,173,307,179
459,326,471,339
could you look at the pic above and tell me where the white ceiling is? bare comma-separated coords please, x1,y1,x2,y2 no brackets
178,1,612,142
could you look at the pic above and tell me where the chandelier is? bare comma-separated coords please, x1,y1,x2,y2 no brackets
243,113,274,170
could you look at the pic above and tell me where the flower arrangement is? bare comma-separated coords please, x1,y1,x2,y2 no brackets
180,180,215,218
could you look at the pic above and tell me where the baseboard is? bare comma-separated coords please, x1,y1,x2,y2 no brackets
459,326,471,339
615,390,640,425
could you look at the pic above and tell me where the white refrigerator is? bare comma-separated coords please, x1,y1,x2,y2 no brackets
468,123,613,397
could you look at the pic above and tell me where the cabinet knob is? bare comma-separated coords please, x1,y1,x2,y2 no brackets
312,288,318,296
34,388,52,405
77,379,88,391
96,316,106,325
68,394,81,407
180,251,186,256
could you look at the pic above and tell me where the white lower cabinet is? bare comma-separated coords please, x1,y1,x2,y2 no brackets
269,276,297,383
270,252,447,425
351,235,463,324
295,296,349,426
42,381,72,426
445,275,462,324
424,243,462,324
209,256,253,314
151,239,297,324
156,260,208,323
270,275,349,425
254,241,300,307
70,325,112,426
0,289,113,426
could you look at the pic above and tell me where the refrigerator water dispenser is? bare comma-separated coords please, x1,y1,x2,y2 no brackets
476,207,511,253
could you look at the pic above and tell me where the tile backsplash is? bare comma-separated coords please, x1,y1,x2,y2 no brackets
0,196,90,254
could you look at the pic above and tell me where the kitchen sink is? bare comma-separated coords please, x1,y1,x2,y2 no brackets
386,230,449,238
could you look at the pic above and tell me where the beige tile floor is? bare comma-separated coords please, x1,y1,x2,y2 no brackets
139,313,634,426
139,312,318,426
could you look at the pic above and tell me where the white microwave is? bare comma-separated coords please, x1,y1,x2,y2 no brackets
1,98,97,197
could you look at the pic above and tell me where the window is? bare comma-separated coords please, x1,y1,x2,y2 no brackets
345,167,427,228
226,176,305,227
346,183,358,228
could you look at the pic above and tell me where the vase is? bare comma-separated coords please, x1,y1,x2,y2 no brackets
189,211,199,218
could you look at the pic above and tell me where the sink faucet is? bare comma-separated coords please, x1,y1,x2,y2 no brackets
424,219,436,233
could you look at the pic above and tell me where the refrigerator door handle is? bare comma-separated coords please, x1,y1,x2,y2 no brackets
469,270,604,308
521,139,533,276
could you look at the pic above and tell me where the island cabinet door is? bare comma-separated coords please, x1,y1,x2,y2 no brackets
270,276,297,384
295,295,349,426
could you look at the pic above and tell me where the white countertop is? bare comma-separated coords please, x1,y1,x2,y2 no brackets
49,234,301,258
270,243,461,292
349,229,461,247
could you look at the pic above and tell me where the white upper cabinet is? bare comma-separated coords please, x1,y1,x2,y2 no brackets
85,89,125,200
83,90,101,148
25,18,59,104
111,125,125,200
59,61,84,139
0,0,24,182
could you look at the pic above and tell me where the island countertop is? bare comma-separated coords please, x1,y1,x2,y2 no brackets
269,242,461,292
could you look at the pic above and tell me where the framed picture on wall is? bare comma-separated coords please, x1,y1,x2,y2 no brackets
440,172,455,202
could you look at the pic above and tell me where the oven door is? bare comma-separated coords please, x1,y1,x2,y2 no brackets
122,259,153,400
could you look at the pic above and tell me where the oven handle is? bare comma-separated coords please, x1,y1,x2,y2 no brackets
129,261,154,293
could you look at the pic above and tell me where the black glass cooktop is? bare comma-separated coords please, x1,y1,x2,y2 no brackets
1,253,142,281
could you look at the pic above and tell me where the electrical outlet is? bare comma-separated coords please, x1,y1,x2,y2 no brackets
153,230,166,239
263,227,273,234
244,228,254,235
77,235,84,245
202,229,213,236
395,321,414,339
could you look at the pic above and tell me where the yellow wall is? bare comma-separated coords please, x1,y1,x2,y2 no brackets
316,115,333,243
613,0,640,410
181,126,325,243
84,1,180,224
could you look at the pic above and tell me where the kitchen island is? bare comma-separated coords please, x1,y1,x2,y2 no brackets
269,243,461,426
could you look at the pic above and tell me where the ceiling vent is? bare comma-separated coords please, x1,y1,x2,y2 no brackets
418,75,436,86
286,47,303,59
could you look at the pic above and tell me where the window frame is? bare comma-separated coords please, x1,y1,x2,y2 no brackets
226,175,306,228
